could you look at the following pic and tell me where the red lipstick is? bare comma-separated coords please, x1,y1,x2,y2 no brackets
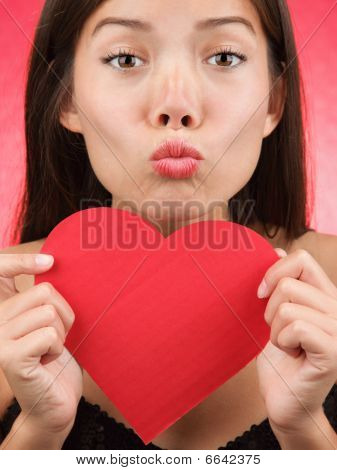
150,138,204,179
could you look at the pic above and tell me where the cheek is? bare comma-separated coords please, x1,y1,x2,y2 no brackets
208,66,269,132
205,60,270,144
73,71,149,198
206,75,269,198
74,76,138,164
77,60,143,121
76,87,128,139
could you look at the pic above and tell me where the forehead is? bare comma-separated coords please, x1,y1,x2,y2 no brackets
81,0,264,42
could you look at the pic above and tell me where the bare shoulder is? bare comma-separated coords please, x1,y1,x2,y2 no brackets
250,221,337,287
289,230,337,287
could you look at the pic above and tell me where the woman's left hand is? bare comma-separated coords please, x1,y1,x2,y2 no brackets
256,248,337,433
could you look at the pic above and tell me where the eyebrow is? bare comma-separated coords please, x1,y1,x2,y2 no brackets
91,15,256,38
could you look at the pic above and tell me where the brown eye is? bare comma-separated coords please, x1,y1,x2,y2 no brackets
206,48,246,69
105,52,144,71
116,54,137,69
216,52,234,66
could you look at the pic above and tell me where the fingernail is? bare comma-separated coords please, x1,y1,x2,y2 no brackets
35,254,54,266
257,279,268,298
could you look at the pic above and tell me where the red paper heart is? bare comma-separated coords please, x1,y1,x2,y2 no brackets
35,207,276,444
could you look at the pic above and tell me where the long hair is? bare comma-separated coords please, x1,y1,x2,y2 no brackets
9,0,315,245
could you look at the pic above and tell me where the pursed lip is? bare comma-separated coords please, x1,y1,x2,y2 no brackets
149,138,205,161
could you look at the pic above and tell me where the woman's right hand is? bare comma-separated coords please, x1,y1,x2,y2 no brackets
0,253,83,437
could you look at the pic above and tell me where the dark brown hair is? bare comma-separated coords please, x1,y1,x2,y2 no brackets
9,0,315,245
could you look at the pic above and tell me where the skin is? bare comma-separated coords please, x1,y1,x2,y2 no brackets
60,0,286,237
256,249,337,449
57,0,337,447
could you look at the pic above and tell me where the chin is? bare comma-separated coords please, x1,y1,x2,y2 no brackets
140,200,209,225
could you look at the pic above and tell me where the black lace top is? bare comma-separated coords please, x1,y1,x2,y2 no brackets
1,384,337,450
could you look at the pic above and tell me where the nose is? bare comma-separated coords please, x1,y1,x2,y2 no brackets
148,65,202,130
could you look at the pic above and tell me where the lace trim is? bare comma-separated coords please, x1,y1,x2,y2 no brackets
1,383,336,450
0,396,271,449
77,397,271,449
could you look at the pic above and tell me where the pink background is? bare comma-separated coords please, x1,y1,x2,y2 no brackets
0,0,336,248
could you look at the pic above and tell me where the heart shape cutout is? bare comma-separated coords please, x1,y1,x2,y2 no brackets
35,207,276,444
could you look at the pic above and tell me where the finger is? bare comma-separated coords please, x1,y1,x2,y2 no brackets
17,326,64,360
277,319,337,359
0,305,66,342
53,345,80,371
259,249,337,299
0,253,54,278
264,277,337,325
0,282,75,333
0,276,18,300
270,302,337,349
0,326,64,374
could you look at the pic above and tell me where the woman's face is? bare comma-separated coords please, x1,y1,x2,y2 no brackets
60,0,285,236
